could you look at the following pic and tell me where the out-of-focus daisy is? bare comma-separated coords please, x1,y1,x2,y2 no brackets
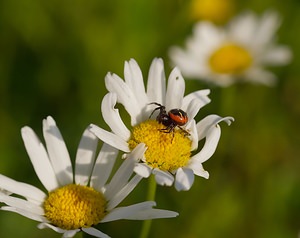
190,0,235,24
0,116,178,238
169,10,292,87
89,58,233,191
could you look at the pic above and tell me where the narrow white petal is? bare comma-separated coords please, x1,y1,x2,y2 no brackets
261,46,292,65
124,59,148,108
124,208,179,220
152,169,174,186
75,128,98,185
0,193,44,215
101,93,131,141
82,227,111,238
89,124,130,152
0,174,46,204
186,120,198,151
146,58,166,104
104,144,146,200
174,168,194,191
1,206,47,222
107,175,143,211
186,158,209,179
197,115,234,141
134,163,152,178
90,144,119,191
246,67,277,86
38,223,80,237
105,73,142,126
165,67,185,110
21,126,59,191
182,89,211,114
42,116,73,186
101,201,156,222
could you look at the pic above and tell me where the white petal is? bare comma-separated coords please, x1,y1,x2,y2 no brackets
42,116,73,186
174,168,194,191
182,89,211,114
90,144,119,191
146,58,166,104
82,227,111,238
0,192,44,215
101,93,131,141
104,144,146,200
186,120,198,151
1,206,47,222
134,163,152,178
186,158,210,179
261,46,292,65
165,67,185,110
124,208,179,220
245,67,277,86
101,201,156,222
89,124,130,152
75,128,98,185
105,73,142,126
107,175,143,211
197,115,234,141
0,174,46,204
152,169,174,186
124,59,148,108
21,126,59,191
38,223,80,237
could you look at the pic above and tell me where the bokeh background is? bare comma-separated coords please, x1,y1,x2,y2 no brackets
0,0,299,237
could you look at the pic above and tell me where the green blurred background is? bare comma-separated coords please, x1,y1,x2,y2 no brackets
0,0,300,237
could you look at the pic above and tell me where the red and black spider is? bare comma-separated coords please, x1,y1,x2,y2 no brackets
149,102,190,135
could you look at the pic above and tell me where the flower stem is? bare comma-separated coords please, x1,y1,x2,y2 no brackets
138,175,157,238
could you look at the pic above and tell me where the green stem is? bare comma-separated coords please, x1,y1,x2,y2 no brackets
138,175,157,238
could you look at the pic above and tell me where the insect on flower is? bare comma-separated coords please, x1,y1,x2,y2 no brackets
149,102,190,135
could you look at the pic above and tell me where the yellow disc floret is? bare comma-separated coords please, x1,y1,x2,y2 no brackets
44,184,107,230
128,120,192,171
209,43,253,74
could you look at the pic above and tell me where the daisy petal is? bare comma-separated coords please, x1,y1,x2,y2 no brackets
175,168,195,191
134,163,152,178
107,175,143,211
104,144,146,200
90,143,119,191
89,124,130,152
182,89,211,114
0,174,46,204
0,192,44,215
82,227,110,238
125,208,179,220
42,116,73,186
75,128,98,185
146,58,166,104
21,126,59,191
152,169,174,186
261,46,292,65
124,59,148,108
101,201,156,222
165,67,185,110
1,206,47,222
38,223,79,237
105,73,142,126
187,158,210,179
101,93,131,141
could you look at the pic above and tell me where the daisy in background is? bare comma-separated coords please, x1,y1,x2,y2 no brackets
169,10,292,87
0,116,178,238
89,58,233,191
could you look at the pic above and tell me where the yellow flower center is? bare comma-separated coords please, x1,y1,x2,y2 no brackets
209,44,253,74
191,0,235,24
128,120,192,171
43,184,107,230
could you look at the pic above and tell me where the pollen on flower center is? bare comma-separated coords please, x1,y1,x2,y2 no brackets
43,184,107,230
128,120,192,171
209,43,252,74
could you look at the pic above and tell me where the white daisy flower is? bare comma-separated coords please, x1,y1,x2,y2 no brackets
89,58,233,191
169,10,292,87
0,116,178,238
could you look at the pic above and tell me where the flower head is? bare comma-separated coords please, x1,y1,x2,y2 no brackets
169,10,292,87
0,116,178,238
89,58,233,191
